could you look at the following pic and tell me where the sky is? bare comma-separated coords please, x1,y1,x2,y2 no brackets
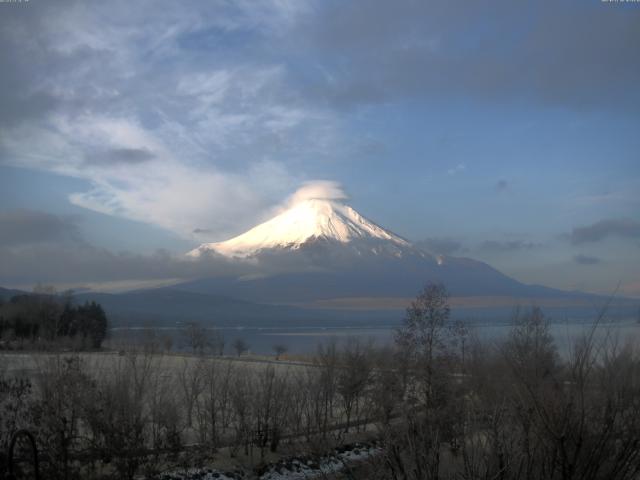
0,0,639,296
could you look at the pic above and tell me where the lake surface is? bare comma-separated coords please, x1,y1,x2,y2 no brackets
109,319,640,357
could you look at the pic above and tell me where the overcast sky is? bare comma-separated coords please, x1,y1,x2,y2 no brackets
0,0,639,296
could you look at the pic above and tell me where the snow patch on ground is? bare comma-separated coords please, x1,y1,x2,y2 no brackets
159,468,246,480
260,443,380,479
158,442,381,480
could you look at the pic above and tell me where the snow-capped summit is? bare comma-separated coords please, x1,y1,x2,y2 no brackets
187,198,417,259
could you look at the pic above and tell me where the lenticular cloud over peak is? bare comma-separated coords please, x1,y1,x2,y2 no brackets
287,181,349,207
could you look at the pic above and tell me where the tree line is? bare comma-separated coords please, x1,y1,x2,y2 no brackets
0,287,108,350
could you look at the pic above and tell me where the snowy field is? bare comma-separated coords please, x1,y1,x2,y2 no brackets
0,351,313,377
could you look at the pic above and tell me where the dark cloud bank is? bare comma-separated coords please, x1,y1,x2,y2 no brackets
571,218,640,244
574,254,601,266
0,209,81,246
479,240,539,253
295,0,640,111
0,209,387,287
0,209,243,285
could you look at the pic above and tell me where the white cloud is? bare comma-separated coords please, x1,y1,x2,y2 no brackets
286,180,348,207
447,163,466,175
0,0,345,242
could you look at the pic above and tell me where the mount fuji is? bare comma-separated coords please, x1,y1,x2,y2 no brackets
187,198,420,260
181,197,579,306
71,194,634,327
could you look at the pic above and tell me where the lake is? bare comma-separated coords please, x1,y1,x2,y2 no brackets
108,319,640,357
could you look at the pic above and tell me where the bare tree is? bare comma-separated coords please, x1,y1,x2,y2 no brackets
196,359,235,448
229,367,252,457
210,328,225,356
337,338,372,432
178,357,205,428
233,338,249,357
252,365,290,457
83,353,153,480
32,355,94,480
162,334,173,353
379,283,459,480
273,344,288,360
450,319,470,373
453,306,640,480
370,348,405,425
183,321,211,355
143,355,183,478
395,282,452,406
